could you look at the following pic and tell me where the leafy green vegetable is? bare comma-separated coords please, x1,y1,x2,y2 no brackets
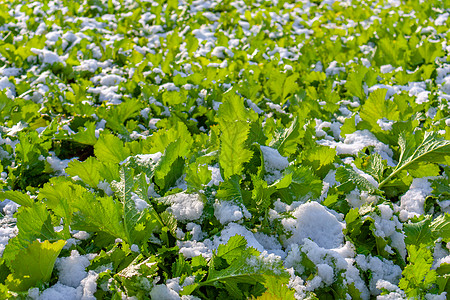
6,240,65,291
379,132,450,189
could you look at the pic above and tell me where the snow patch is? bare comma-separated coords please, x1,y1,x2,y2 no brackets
282,202,345,249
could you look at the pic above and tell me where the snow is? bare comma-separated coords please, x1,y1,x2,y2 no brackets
207,165,223,186
31,255,98,300
435,13,449,26
355,254,402,295
164,192,204,221
46,152,73,175
260,145,289,183
377,118,394,131
0,199,19,256
0,77,15,98
214,200,249,224
55,250,91,288
325,61,346,76
213,223,265,253
282,202,345,249
380,65,395,74
3,0,450,298
177,240,211,259
31,283,79,300
400,177,434,220
370,204,406,259
136,152,162,165
131,192,149,211
318,130,395,166
99,74,124,86
150,284,181,300
31,48,66,65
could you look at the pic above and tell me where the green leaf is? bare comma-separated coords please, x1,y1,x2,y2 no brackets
299,145,336,177
345,66,368,99
154,140,187,191
254,275,296,299
269,117,304,157
71,193,127,242
216,175,244,204
185,162,212,190
432,176,450,197
399,244,437,298
219,120,253,179
276,166,322,204
379,131,450,188
94,133,130,164
335,165,379,193
199,235,290,299
217,93,256,125
403,217,433,246
6,240,65,291
145,121,193,154
251,175,276,213
360,89,399,133
110,166,158,244
65,156,102,187
216,235,249,264
38,178,87,224
363,153,385,183
3,203,61,265
431,213,450,243
72,121,97,145
0,191,33,207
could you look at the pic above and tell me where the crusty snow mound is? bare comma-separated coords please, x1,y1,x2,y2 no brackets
165,192,204,221
282,202,345,249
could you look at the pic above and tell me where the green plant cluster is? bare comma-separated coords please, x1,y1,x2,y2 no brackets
0,0,449,299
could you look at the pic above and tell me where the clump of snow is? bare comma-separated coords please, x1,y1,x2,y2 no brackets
31,48,66,65
0,199,19,256
346,189,379,208
356,254,402,295
376,280,406,299
55,250,91,287
135,152,162,166
72,231,90,240
320,169,338,201
46,152,73,175
97,180,113,196
400,177,434,220
186,223,204,241
282,202,345,249
260,146,289,172
377,118,394,131
0,77,16,98
177,240,212,259
425,293,447,300
31,251,99,300
30,283,79,300
99,74,124,86
435,13,449,26
211,46,233,58
150,278,201,300
318,130,395,166
325,61,345,76
260,145,289,183
131,192,149,211
380,65,395,74
212,223,265,253
284,240,363,295
164,192,204,221
213,200,250,224
369,204,406,259
207,165,223,186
